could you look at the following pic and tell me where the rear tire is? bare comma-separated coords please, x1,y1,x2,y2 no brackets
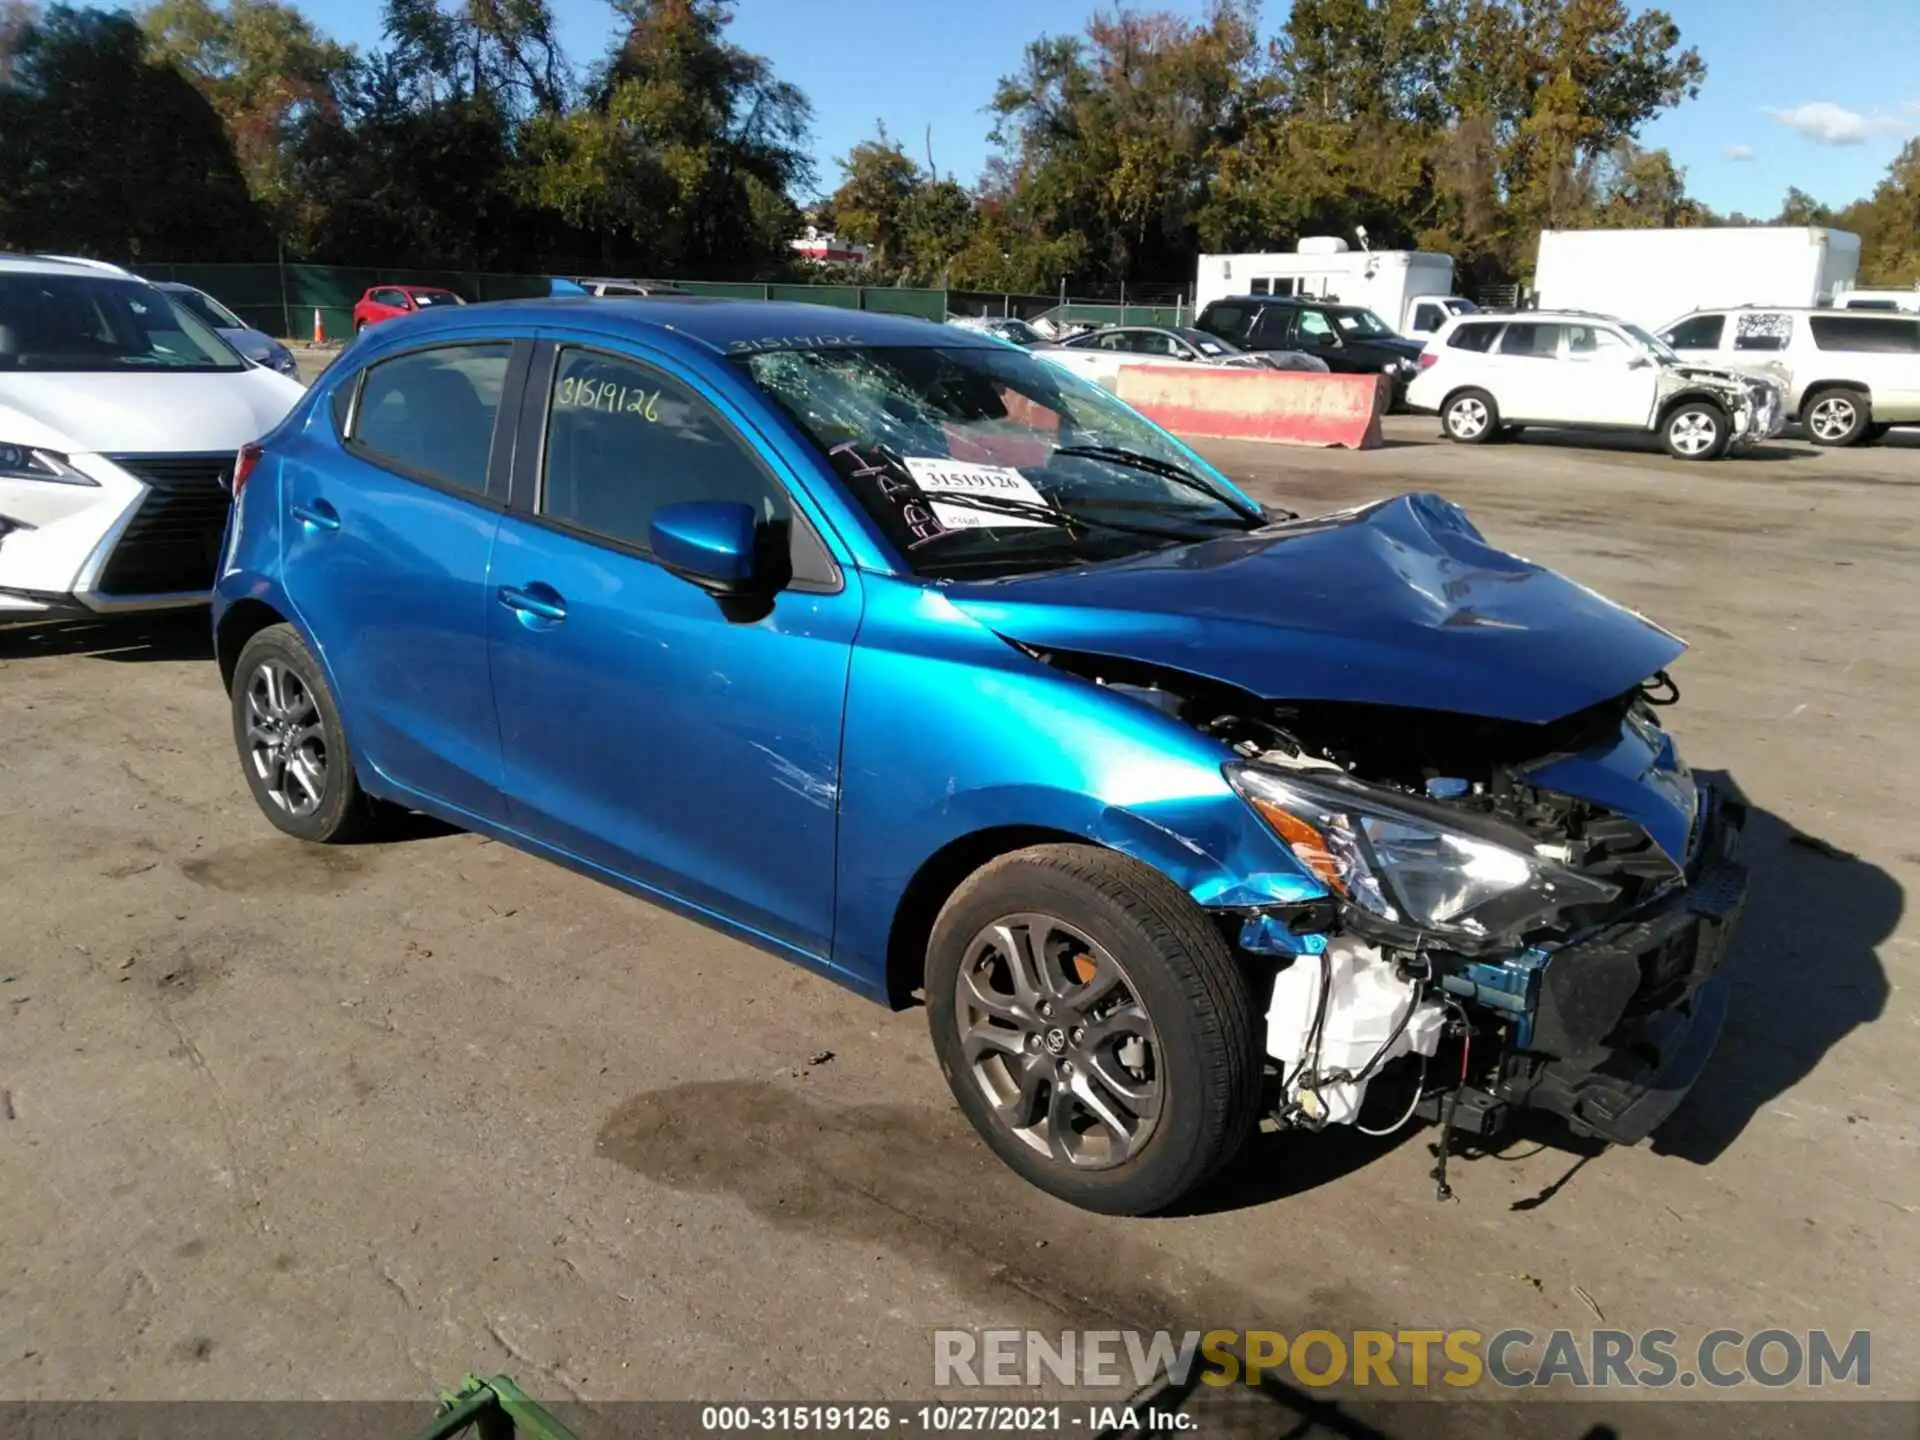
231,624,389,844
926,844,1259,1216
1661,401,1730,461
1803,387,1870,447
1442,389,1499,444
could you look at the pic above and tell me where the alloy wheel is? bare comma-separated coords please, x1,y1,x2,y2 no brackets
1808,395,1857,442
1447,397,1488,438
953,913,1162,1169
1668,410,1719,457
245,660,328,819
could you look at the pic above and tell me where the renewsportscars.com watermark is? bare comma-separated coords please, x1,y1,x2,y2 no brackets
934,1328,1873,1391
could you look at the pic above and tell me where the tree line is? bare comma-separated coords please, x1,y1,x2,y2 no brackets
0,0,1914,291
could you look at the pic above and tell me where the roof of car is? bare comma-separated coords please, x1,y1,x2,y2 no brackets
378,296,981,353
1204,295,1373,315
0,254,142,279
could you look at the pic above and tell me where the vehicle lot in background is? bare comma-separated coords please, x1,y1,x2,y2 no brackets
1196,296,1423,395
1061,323,1329,371
1409,312,1783,460
572,278,691,297
0,256,305,618
4,412,1915,1414
351,285,466,332
154,282,300,378
1659,307,1920,446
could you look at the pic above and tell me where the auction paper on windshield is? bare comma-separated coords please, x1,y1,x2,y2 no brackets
902,457,1064,530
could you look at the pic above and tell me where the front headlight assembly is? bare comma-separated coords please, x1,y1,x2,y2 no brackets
1227,764,1620,950
0,443,97,486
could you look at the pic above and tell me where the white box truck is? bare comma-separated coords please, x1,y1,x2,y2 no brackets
1531,226,1861,329
1195,238,1474,337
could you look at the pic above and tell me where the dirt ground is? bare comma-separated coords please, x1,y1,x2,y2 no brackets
1,412,1914,1435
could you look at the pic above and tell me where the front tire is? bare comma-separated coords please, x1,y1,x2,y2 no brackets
1442,389,1499,444
1804,387,1870,446
231,624,388,844
926,844,1259,1216
1662,401,1730,461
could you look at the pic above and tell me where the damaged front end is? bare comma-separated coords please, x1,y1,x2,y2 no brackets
1043,650,1749,1164
1663,364,1786,450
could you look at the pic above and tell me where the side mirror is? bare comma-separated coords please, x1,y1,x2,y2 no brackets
650,500,762,595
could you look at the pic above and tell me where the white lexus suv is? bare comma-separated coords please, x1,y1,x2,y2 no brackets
1406,310,1784,461
0,255,305,618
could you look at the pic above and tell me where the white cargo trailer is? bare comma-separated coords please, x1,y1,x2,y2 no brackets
1194,239,1472,336
1531,226,1861,329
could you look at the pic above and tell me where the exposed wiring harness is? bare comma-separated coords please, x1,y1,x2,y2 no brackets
1429,996,1473,1201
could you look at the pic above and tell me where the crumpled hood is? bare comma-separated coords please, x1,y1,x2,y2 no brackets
0,367,303,454
1667,362,1755,392
946,493,1686,725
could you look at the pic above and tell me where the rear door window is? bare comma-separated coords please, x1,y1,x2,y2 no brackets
1808,315,1920,353
1448,323,1501,352
1498,323,1563,358
1254,307,1297,343
348,343,512,495
1198,305,1249,340
1664,314,1725,350
1733,312,1792,352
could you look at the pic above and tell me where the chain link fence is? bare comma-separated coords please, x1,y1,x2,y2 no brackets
130,260,1192,341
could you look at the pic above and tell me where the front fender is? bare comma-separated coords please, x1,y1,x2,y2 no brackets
831,577,1321,990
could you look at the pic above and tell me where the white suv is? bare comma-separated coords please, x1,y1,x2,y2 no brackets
1406,311,1784,460
1658,306,1920,446
0,256,304,618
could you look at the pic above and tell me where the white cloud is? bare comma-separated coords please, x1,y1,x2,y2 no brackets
1765,101,1915,145
1723,144,1755,161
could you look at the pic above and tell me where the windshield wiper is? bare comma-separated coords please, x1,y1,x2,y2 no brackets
1048,444,1263,523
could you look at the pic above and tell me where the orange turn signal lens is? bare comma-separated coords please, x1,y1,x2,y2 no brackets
1247,797,1347,895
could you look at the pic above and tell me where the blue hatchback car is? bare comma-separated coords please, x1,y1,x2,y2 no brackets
213,300,1746,1214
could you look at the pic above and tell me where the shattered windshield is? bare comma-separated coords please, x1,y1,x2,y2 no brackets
735,342,1262,578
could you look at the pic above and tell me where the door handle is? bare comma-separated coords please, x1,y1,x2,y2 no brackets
498,583,567,624
291,500,340,532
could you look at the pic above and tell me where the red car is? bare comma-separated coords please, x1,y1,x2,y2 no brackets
352,285,466,332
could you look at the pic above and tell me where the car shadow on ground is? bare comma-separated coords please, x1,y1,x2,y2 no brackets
1653,795,1898,1163
1506,429,1820,463
0,611,214,663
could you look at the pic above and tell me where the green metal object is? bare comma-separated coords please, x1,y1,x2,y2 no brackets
415,1374,577,1440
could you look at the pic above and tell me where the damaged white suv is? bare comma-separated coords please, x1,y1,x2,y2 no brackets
0,255,305,618
1407,311,1784,460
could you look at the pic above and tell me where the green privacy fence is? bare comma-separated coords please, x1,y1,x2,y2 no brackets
136,262,957,341
132,261,1189,341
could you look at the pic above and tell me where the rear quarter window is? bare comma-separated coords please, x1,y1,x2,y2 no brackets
1808,315,1920,353
1447,323,1500,352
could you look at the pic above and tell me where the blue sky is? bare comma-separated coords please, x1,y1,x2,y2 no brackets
318,0,1919,217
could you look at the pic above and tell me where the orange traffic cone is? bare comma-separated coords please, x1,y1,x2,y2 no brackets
311,307,324,345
